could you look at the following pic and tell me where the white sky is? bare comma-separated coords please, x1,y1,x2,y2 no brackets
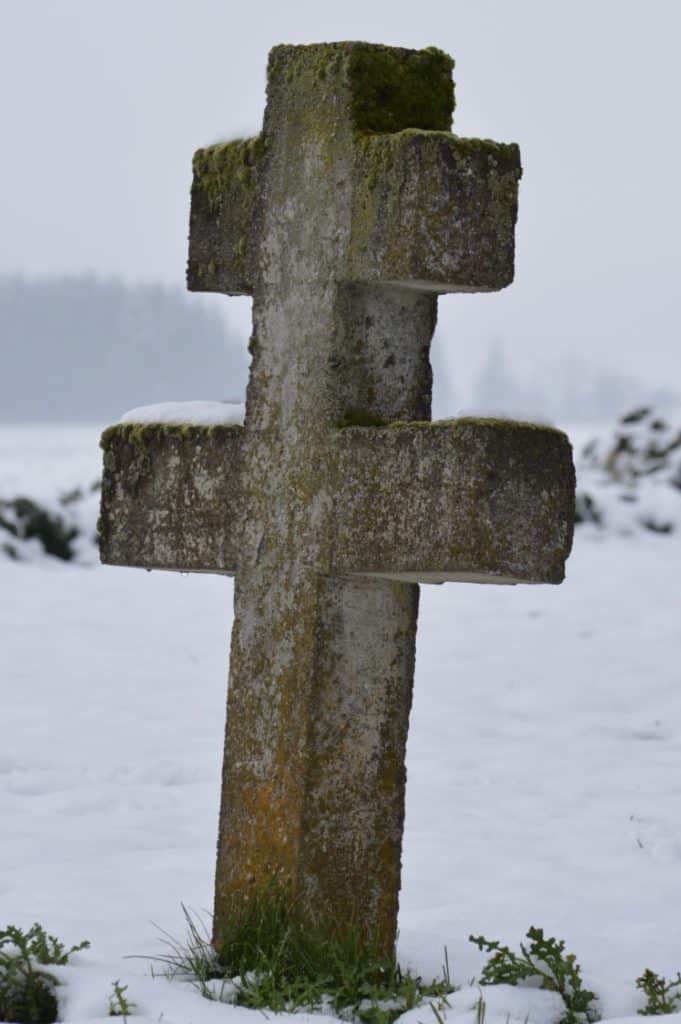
1,0,679,399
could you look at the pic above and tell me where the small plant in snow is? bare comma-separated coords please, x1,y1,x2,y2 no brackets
469,926,599,1024
109,979,136,1020
635,969,681,1015
473,988,486,1024
0,923,90,1024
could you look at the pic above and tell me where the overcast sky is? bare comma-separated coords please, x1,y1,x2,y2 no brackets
2,0,679,404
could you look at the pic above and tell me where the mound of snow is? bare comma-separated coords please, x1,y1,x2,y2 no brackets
0,484,100,564
576,407,681,535
0,425,103,564
0,408,247,564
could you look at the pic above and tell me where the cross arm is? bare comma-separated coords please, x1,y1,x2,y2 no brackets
329,419,574,584
98,419,574,584
349,132,521,292
187,136,264,296
99,423,243,573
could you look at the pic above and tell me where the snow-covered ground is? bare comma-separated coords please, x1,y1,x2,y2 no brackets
1,424,680,1024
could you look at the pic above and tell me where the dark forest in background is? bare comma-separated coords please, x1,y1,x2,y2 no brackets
2,274,677,424
1,275,248,422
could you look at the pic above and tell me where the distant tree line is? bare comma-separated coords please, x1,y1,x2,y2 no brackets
2,274,677,425
0,274,249,422
471,341,679,424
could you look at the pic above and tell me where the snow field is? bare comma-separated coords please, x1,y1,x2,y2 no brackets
1,425,680,1023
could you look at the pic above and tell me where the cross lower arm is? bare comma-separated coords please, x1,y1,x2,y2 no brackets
99,418,573,583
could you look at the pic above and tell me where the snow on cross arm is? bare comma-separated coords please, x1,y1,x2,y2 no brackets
119,401,245,426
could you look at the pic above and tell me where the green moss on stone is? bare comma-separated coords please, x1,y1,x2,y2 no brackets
267,42,454,135
188,134,264,294
336,408,389,428
453,416,564,435
100,422,243,458
268,44,341,98
383,416,566,436
353,129,520,185
334,416,567,440
193,136,264,212
348,44,454,134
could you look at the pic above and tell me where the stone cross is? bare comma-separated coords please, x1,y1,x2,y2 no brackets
99,42,574,953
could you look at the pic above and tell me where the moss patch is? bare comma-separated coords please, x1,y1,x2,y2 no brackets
334,416,567,438
266,42,454,134
188,136,264,294
192,136,263,212
336,408,389,428
387,416,567,436
348,44,454,133
100,421,243,452
100,422,244,489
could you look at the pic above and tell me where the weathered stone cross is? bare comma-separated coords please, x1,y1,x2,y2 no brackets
100,43,574,953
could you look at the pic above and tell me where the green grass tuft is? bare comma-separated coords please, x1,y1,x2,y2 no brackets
139,896,454,1023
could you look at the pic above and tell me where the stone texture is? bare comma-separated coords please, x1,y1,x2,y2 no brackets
187,42,520,298
350,133,521,291
99,424,242,573
332,420,574,582
100,418,574,583
188,138,262,295
100,40,574,955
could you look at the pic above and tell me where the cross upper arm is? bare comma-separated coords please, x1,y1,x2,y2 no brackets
329,420,573,583
187,136,264,296
348,132,521,292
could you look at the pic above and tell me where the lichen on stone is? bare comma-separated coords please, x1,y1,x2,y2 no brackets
348,129,522,290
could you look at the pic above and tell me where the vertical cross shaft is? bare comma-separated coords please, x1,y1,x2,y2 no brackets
181,40,527,952
220,294,436,949
215,48,441,949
